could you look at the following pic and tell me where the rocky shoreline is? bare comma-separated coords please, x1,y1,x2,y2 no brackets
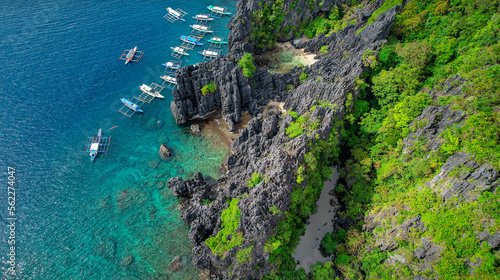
166,0,402,278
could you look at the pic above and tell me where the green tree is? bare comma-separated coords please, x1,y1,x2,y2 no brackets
238,53,256,78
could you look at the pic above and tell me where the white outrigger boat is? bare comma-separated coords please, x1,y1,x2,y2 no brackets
125,47,137,64
164,7,187,22
161,75,177,84
193,14,216,21
190,24,213,33
140,84,164,99
170,46,190,56
199,49,220,59
84,129,111,161
207,5,231,16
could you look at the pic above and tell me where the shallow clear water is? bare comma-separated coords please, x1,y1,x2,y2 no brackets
0,0,235,279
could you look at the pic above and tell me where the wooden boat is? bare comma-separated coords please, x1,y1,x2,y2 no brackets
125,46,137,65
170,46,190,56
166,7,186,21
190,24,213,33
84,129,111,161
199,49,220,59
207,5,231,15
180,35,204,46
207,37,228,44
193,14,215,21
140,84,164,99
160,75,177,85
120,98,143,113
162,61,181,70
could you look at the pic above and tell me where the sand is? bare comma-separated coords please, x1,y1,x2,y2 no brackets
201,111,253,148
292,167,340,273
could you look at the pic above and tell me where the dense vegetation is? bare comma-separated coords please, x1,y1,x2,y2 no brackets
333,0,500,278
238,53,257,78
250,0,285,49
205,198,245,259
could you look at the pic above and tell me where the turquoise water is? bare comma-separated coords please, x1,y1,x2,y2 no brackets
0,0,235,279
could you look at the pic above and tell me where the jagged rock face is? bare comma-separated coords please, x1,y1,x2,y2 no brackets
426,152,499,202
169,107,338,279
167,0,399,278
286,8,397,114
171,55,300,131
228,0,350,54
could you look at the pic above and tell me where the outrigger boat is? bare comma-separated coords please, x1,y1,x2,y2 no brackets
119,46,144,64
160,75,177,85
164,7,187,22
180,35,204,46
125,47,137,64
207,37,228,44
170,46,190,56
120,98,143,113
84,129,111,162
193,14,216,21
140,84,164,99
190,24,213,33
199,49,220,59
207,5,231,15
162,61,181,70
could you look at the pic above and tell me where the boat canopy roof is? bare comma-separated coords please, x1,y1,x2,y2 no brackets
90,143,99,151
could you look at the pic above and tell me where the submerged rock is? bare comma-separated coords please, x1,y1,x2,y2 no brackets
190,123,202,136
95,238,117,260
121,255,134,267
159,144,172,159
167,256,183,272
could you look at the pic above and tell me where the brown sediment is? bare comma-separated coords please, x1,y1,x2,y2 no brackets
200,111,253,149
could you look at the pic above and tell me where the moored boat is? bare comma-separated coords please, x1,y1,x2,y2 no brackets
166,7,185,21
120,98,143,112
199,49,220,58
170,46,190,56
207,5,231,15
207,37,228,44
140,84,164,99
162,61,181,70
190,24,213,33
89,129,102,161
160,75,177,84
125,46,137,64
180,35,204,46
193,14,215,21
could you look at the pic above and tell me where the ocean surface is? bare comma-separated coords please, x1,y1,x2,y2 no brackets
0,0,236,279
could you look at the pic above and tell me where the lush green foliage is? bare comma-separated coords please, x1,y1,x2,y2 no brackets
238,53,256,78
321,228,346,255
264,127,341,279
205,198,245,259
358,0,403,34
309,261,336,279
299,71,309,82
236,245,254,265
247,172,263,188
334,0,500,278
269,205,282,216
250,0,284,49
319,45,328,54
201,82,217,95
285,111,321,138
304,4,360,38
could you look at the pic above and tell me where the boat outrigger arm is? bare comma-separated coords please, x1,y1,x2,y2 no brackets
84,128,111,161
119,46,144,64
164,7,188,23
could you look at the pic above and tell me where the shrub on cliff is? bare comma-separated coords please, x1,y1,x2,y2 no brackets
201,82,216,95
238,53,256,78
205,198,244,258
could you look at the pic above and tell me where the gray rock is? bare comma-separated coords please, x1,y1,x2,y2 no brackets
159,144,172,159
487,232,500,249
121,255,134,267
167,256,182,272
413,238,442,263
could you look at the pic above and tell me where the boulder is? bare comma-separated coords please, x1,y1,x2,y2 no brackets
168,256,183,272
159,144,172,159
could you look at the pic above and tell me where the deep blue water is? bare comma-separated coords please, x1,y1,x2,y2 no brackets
0,0,235,279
